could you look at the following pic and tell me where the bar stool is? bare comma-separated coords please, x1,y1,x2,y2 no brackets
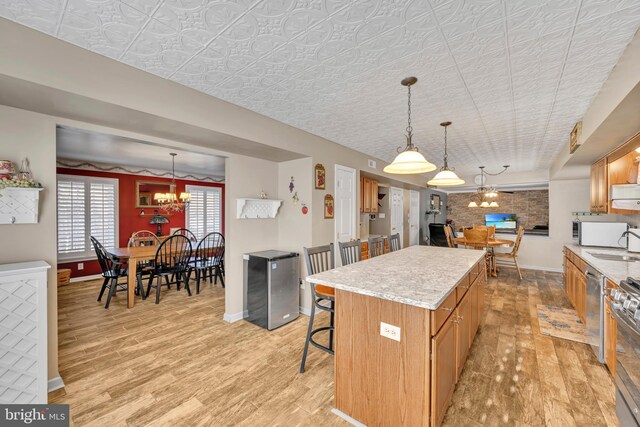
369,236,385,258
388,233,401,252
338,239,362,265
300,243,335,373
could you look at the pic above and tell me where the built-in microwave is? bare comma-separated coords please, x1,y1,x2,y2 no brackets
574,221,628,248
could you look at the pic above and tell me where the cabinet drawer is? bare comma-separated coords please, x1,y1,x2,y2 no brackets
431,291,457,336
456,274,471,304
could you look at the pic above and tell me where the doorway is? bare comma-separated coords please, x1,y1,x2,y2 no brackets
409,190,420,246
390,187,404,248
334,164,357,265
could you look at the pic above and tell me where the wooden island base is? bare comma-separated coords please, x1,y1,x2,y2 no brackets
334,259,486,427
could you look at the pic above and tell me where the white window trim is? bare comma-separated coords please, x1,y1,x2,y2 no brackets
57,174,119,262
185,185,222,240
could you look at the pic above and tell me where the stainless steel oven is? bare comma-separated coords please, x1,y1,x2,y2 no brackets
611,278,640,426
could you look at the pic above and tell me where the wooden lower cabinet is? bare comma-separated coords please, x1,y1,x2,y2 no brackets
431,313,457,427
455,290,472,382
563,251,587,323
604,298,617,377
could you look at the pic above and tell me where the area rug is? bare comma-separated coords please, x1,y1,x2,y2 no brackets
536,304,588,344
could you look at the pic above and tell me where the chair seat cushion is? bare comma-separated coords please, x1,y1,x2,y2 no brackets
315,284,335,297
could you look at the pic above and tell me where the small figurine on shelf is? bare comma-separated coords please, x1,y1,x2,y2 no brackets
18,158,32,180
259,190,268,199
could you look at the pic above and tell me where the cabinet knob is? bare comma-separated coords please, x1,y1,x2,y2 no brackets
442,306,453,312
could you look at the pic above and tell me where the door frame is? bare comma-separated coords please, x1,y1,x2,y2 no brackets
334,164,357,265
409,189,420,246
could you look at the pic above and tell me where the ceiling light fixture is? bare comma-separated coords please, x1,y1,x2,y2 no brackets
383,77,436,175
154,153,191,213
468,165,509,208
427,121,465,186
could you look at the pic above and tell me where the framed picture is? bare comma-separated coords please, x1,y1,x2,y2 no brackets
315,163,326,190
431,194,441,210
569,121,582,154
324,194,334,219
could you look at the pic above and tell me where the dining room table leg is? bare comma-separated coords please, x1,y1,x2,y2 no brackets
127,256,137,308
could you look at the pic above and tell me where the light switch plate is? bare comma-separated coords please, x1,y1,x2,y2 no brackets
378,213,385,219
78,263,84,270
380,322,401,342
368,159,377,169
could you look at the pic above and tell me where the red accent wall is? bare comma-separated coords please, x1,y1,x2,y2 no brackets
56,167,225,278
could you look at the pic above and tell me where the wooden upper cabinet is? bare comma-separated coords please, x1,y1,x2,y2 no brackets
360,177,379,213
362,178,372,213
370,179,379,213
590,158,607,213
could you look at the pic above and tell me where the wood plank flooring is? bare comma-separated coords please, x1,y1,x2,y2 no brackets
51,269,618,426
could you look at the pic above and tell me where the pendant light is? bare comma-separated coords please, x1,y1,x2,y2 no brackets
154,153,192,213
427,121,465,186
383,77,436,174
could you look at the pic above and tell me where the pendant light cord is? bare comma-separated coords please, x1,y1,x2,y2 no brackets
406,85,412,135
443,125,448,168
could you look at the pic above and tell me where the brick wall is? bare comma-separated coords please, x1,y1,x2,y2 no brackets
447,190,549,230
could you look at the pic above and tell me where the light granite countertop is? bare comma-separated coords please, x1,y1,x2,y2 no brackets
306,245,485,310
565,244,640,284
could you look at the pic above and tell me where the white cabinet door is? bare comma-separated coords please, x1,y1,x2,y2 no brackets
409,190,420,246
390,187,404,248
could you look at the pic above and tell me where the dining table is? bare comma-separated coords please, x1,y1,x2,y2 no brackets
107,240,221,308
452,236,514,277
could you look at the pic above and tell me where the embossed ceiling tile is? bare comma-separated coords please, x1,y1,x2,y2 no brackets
329,0,380,24
446,21,505,63
507,3,578,46
122,18,204,76
0,0,62,35
434,0,503,39
578,0,640,23
121,0,162,17
58,1,148,58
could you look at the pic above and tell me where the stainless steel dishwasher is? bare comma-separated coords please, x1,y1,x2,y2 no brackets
585,265,605,363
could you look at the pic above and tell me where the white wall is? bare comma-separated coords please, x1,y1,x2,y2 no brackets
0,106,58,380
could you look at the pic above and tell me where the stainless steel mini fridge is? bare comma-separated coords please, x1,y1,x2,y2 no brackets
244,250,299,330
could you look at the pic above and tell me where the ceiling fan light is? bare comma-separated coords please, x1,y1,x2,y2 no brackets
489,201,499,208
480,201,490,208
383,149,437,174
427,169,465,186
468,201,478,208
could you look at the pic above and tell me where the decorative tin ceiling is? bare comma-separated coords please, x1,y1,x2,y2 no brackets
2,0,639,175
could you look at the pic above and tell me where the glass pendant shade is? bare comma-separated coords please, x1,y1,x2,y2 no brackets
480,201,490,208
427,169,465,186
384,150,436,174
468,201,478,208
489,201,499,208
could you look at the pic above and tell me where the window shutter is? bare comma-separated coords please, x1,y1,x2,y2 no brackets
57,180,86,255
188,189,206,240
90,182,117,249
208,188,222,233
186,186,222,239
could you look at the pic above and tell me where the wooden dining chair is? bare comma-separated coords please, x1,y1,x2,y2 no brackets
339,240,362,266
186,232,225,293
495,225,525,279
368,236,385,258
463,228,492,272
91,236,130,309
146,235,193,304
473,224,496,238
388,233,401,252
128,230,160,247
444,226,455,248
172,228,197,241
301,244,335,373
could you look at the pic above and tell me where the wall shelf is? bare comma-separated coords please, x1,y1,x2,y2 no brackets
236,198,282,219
139,212,173,217
0,187,44,224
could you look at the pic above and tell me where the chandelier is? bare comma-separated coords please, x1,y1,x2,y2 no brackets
468,165,509,208
383,77,436,174
427,121,464,186
154,153,191,213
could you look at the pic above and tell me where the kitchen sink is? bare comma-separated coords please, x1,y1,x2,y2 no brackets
587,252,640,262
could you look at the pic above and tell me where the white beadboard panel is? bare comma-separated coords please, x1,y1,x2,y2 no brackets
1,0,639,174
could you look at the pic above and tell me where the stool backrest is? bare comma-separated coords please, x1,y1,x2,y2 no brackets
304,244,334,275
368,236,385,258
388,233,401,252
338,240,362,266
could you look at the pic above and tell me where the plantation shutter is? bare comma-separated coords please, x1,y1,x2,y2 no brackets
186,186,222,239
57,179,86,255
57,175,118,260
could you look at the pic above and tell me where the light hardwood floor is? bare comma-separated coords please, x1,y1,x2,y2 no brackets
51,269,618,426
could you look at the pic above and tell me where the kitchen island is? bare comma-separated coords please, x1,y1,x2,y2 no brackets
306,245,486,427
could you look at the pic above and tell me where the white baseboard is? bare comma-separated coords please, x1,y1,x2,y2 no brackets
70,274,102,283
331,409,366,427
495,263,563,273
223,310,247,323
47,375,64,392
